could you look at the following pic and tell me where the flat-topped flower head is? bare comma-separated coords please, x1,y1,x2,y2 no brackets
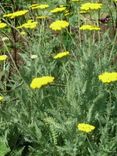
3,10,28,19
50,7,66,13
80,24,100,30
0,55,8,61
30,76,55,89
17,20,38,29
53,51,69,59
49,20,69,31
98,72,117,83
0,21,7,28
29,4,49,10
77,123,95,133
80,3,102,11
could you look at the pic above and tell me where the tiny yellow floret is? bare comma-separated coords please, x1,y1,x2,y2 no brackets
77,123,95,133
30,76,54,89
53,51,69,59
98,72,117,83
49,20,69,31
0,55,8,61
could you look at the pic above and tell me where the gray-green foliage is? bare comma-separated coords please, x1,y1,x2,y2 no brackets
0,0,117,155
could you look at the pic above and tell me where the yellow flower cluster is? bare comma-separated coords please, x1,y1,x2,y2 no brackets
49,20,69,31
50,7,66,13
98,72,117,83
17,20,38,29
29,4,49,10
0,55,8,61
3,10,28,19
80,3,102,11
80,25,100,30
53,51,69,59
30,76,54,89
77,123,95,133
0,21,7,29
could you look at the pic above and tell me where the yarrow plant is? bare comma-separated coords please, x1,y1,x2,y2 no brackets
77,123,95,133
29,4,49,10
98,72,117,83
53,51,70,59
0,0,117,155
0,55,8,61
80,3,102,11
0,21,7,29
3,10,28,19
50,7,66,13
30,76,55,89
17,20,38,29
49,20,69,31
79,25,100,30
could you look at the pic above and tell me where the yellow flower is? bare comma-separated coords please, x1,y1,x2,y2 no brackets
80,3,102,11
29,4,49,10
30,76,55,89
79,25,100,30
0,96,4,101
0,55,8,61
77,123,95,133
0,21,7,28
50,7,66,13
49,20,69,31
53,51,69,59
17,20,38,29
98,72,117,83
3,10,28,19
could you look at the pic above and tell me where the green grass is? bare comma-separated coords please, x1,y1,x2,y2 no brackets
0,0,117,155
